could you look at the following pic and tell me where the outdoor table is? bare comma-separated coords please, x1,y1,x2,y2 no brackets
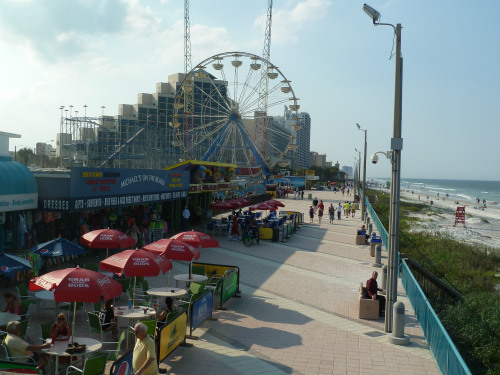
174,274,208,288
114,306,156,347
214,222,227,236
147,287,187,307
34,290,61,312
43,336,102,372
0,312,20,327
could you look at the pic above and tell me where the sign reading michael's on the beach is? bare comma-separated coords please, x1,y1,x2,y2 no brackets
38,167,190,212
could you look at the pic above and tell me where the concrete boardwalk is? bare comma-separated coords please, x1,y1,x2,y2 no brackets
158,190,440,375
9,190,440,375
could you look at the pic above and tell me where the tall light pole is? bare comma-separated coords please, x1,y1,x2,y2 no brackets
356,124,367,221
355,148,361,198
363,3,403,333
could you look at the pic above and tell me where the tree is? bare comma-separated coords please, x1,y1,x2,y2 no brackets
17,148,35,166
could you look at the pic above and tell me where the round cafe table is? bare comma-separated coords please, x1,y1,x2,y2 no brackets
43,336,102,372
114,306,156,347
0,312,20,327
174,274,208,287
147,287,187,307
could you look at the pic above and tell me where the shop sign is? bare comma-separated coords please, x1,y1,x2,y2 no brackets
0,193,37,212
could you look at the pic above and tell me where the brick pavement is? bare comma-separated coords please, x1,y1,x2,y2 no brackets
4,190,440,375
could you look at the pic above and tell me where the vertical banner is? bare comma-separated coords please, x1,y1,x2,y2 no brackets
158,311,187,362
191,290,213,331
221,271,238,305
111,350,134,375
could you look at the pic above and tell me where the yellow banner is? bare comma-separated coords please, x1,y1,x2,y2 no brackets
193,262,237,279
305,170,315,176
159,311,187,361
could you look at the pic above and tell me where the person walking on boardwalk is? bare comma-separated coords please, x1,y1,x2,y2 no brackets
328,204,335,223
309,206,314,223
336,203,342,220
318,205,323,223
132,322,159,375
312,197,319,213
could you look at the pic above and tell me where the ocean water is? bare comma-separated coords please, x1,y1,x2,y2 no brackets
372,178,500,205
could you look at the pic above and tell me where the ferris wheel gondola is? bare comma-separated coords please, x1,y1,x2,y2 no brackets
171,51,300,181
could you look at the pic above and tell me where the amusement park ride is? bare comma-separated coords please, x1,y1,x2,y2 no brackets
57,1,303,190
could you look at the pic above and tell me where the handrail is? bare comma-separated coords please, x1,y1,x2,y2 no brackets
401,260,471,375
364,197,388,250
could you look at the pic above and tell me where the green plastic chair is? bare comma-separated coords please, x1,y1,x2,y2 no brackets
1,343,37,365
106,331,126,361
18,318,29,340
65,353,108,375
39,322,52,343
20,299,35,318
138,318,157,338
189,282,205,295
16,284,34,301
87,312,115,343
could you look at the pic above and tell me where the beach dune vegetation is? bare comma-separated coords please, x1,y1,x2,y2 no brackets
368,189,500,375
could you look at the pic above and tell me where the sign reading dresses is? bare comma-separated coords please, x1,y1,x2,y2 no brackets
38,167,189,212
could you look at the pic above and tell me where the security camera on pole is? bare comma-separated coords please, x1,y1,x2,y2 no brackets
362,3,403,334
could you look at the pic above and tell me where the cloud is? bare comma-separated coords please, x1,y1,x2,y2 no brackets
0,0,128,63
254,0,332,44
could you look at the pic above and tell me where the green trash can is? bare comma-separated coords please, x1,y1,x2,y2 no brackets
308,193,312,200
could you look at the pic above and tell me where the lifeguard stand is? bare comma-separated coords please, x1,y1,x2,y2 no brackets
454,206,466,227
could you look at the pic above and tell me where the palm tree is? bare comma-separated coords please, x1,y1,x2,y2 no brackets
17,148,35,166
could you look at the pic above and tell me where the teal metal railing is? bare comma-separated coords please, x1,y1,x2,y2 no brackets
364,197,388,251
401,260,471,375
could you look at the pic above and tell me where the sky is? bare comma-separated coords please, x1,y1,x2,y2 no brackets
1,0,499,181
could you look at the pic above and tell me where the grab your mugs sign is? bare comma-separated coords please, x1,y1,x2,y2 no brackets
67,277,111,288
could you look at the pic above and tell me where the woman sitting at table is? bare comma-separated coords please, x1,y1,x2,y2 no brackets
50,313,72,340
101,299,119,341
153,297,175,328
1,292,21,315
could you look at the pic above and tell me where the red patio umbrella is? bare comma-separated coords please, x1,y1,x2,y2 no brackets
100,249,172,308
233,198,251,208
210,200,239,210
170,231,219,249
80,228,136,257
249,201,274,211
29,266,122,342
268,200,285,208
142,238,201,281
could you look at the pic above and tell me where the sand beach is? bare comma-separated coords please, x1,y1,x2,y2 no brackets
374,186,500,251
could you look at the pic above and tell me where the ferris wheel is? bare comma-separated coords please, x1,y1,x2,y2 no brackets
171,51,301,180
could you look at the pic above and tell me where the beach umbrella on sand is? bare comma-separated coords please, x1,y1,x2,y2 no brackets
232,198,251,208
100,249,172,308
32,236,87,257
29,266,122,342
80,228,136,257
142,239,201,281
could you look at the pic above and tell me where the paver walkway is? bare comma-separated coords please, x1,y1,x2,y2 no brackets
7,190,440,375
156,190,440,375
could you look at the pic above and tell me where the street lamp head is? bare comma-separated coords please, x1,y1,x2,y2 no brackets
356,123,361,130
362,4,380,24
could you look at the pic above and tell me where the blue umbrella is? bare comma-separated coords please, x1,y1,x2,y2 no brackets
0,253,32,278
32,237,87,257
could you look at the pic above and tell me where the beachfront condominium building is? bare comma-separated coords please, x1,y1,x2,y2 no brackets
296,112,311,169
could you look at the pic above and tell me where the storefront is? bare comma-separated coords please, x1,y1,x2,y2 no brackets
0,156,38,252
35,167,190,246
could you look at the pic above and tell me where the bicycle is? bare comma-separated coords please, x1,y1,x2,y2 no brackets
242,225,260,247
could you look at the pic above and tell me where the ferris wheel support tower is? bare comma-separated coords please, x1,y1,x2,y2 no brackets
254,0,273,164
183,0,194,148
